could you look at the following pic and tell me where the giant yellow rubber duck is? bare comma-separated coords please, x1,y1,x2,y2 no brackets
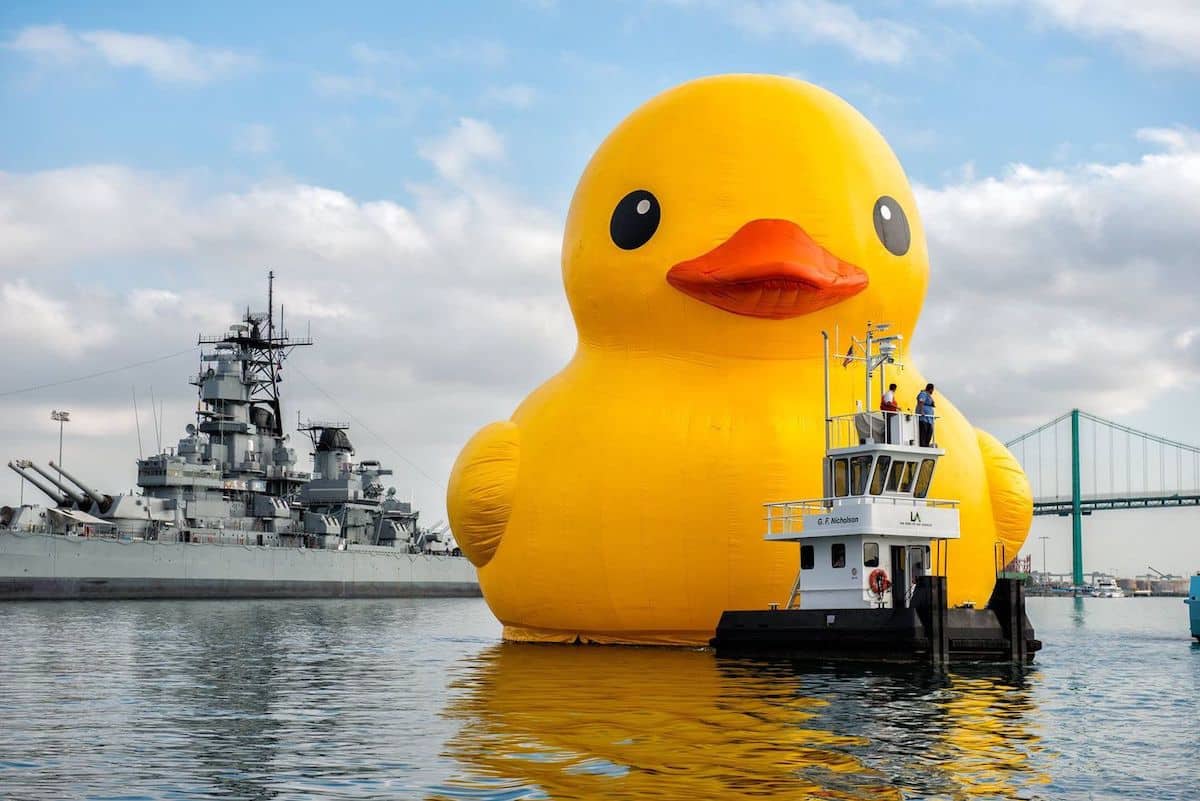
448,74,1032,645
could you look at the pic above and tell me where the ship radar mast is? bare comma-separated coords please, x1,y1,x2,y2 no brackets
196,271,313,438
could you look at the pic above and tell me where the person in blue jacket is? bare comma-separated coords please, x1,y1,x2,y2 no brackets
916,383,936,447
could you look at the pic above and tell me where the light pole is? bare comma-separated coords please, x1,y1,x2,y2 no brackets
1039,535,1050,584
51,410,70,484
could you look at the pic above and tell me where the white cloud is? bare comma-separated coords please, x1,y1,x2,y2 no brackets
6,24,85,63
0,118,566,518
913,125,1200,431
418,117,506,180
942,0,1200,68
5,24,255,83
666,0,918,63
128,288,181,320
0,281,113,357
233,123,275,155
349,42,409,68
435,39,510,69
484,83,538,109
310,73,436,110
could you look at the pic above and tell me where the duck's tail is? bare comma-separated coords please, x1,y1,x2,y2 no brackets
975,428,1034,562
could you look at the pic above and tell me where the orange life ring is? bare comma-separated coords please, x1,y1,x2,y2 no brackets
868,568,891,595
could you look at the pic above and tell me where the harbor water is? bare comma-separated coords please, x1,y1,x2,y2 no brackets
0,597,1196,800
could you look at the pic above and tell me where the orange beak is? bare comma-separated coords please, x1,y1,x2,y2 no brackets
666,219,868,319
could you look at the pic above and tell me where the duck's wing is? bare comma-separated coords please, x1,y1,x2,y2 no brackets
447,421,520,568
975,428,1033,563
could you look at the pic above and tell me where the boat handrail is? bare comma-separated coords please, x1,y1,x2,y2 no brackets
763,495,958,539
764,496,959,511
826,411,941,450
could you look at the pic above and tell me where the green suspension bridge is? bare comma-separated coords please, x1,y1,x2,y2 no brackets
1005,410,1200,587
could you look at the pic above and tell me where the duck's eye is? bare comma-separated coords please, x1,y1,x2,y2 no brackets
610,190,660,250
873,196,910,256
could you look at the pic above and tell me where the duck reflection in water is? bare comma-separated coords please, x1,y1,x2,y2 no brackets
432,644,1049,801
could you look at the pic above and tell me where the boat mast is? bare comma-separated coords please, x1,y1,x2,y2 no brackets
821,331,830,452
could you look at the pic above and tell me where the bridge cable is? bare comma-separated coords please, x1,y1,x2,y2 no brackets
1127,431,1131,495
1093,418,1098,496
1054,422,1059,498
1078,410,1200,453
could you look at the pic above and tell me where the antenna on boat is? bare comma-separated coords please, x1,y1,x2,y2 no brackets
149,386,161,453
821,331,831,452
132,387,144,460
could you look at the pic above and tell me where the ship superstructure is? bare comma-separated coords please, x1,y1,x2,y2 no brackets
712,322,1040,663
0,274,474,599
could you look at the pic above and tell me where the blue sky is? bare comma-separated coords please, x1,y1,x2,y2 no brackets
1,0,1198,575
3,1,1196,206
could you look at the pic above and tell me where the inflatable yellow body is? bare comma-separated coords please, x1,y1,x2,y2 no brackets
449,74,1032,645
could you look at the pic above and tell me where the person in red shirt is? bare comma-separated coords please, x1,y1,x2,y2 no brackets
880,383,899,443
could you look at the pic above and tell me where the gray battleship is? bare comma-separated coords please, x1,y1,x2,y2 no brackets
0,274,478,599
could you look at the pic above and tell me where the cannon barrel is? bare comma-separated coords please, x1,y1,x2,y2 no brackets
24,461,89,506
48,460,109,509
7,461,66,506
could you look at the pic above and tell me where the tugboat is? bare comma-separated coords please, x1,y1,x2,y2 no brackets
711,322,1040,664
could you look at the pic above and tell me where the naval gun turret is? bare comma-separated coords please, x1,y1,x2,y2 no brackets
49,460,113,513
7,461,67,506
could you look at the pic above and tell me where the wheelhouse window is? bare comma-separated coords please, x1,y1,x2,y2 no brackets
863,542,879,567
831,543,846,568
886,460,907,492
898,461,918,493
850,455,873,496
870,455,891,495
801,545,815,570
833,458,849,497
913,459,936,498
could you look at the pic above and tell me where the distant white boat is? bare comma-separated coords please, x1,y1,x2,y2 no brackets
1089,576,1125,598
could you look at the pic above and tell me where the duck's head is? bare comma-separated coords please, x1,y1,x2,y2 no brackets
563,74,928,359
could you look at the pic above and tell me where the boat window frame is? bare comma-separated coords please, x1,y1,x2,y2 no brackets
831,542,846,569
869,455,891,495
886,460,907,492
863,541,879,568
898,461,918,493
801,544,815,570
849,455,873,496
913,458,936,499
832,458,849,497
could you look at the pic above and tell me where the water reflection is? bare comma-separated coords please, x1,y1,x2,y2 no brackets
434,645,1048,800
0,599,499,799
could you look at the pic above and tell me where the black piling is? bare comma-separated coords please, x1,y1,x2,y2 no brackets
988,577,1028,663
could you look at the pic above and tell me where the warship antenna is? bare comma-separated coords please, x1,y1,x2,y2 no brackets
132,387,144,460
149,386,161,453
200,273,312,441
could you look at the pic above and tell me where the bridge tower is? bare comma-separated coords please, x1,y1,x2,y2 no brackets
1070,409,1083,587
1007,409,1200,592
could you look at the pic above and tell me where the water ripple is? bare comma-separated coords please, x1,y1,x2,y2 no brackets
0,597,1196,799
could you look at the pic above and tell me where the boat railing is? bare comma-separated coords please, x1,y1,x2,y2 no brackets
764,495,959,538
826,412,940,450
